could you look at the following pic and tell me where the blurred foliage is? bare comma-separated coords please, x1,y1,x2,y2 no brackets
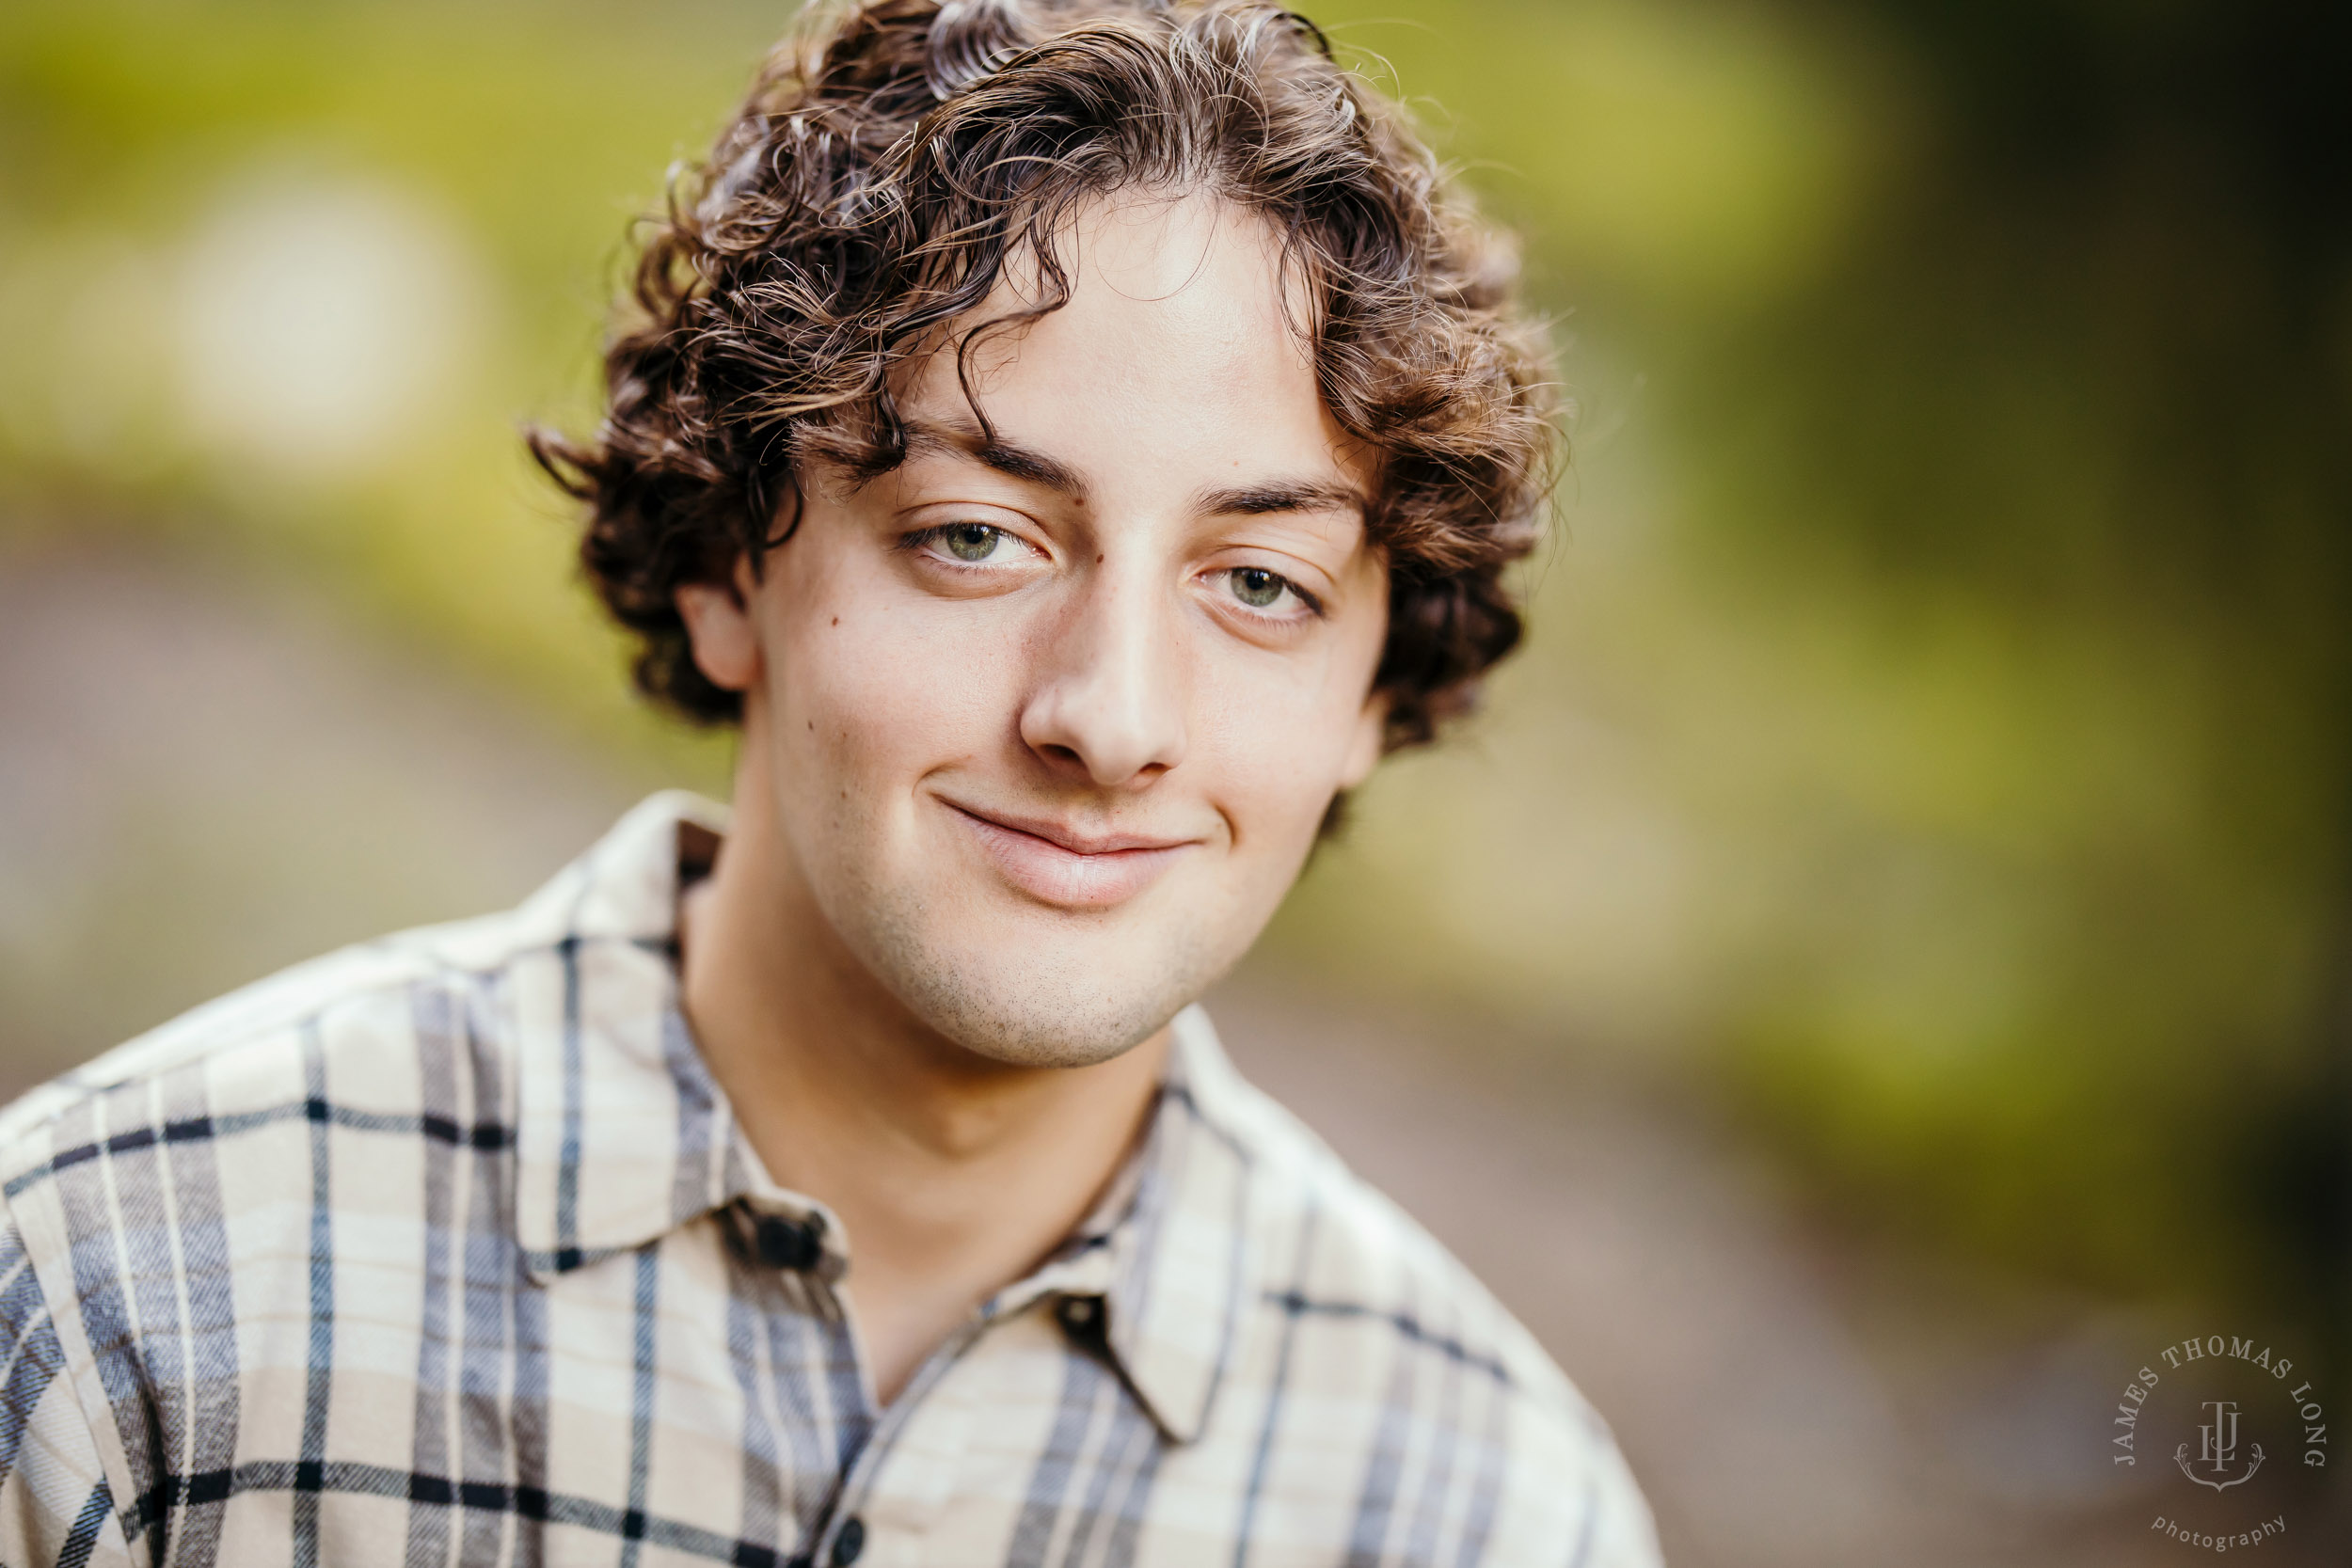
0,0,771,768
1285,0,2352,1349
1678,0,2352,1335
2,0,2346,1343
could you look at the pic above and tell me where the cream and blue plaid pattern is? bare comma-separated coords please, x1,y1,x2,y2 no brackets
0,794,1658,1567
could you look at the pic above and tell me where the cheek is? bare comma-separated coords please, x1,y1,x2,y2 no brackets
1190,635,1378,847
763,556,1024,794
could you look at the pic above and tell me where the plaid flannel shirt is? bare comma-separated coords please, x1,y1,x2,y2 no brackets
0,793,1659,1568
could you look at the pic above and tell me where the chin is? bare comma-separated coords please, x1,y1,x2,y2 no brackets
919,948,1215,1069
853,901,1233,1069
918,993,1171,1070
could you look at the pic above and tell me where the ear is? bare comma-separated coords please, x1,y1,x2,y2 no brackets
1337,688,1389,790
675,554,762,693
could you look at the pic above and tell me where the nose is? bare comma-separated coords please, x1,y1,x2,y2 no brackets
1017,561,1189,789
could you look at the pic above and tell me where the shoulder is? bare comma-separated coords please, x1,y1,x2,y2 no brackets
1,908,532,1160
1184,1014,1662,1564
1188,1022,1576,1409
0,899,560,1295
0,788,719,1172
0,913,532,1565
0,906,554,1465
0,797,686,1160
0,1205,133,1567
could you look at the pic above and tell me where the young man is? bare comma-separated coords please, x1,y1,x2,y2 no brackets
0,2,1659,1563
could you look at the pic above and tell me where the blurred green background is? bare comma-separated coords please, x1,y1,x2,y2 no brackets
3,0,2347,1425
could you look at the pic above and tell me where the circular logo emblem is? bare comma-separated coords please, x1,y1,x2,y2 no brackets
2111,1333,2329,1552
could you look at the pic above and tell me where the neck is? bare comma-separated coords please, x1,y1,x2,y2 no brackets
677,749,1168,1403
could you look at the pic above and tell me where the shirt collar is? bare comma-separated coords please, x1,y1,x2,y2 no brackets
501,793,1258,1443
982,1010,1259,1442
506,790,788,1278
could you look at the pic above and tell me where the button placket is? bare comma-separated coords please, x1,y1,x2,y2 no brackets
801,1307,1001,1564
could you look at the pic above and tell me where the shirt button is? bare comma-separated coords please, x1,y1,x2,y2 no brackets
830,1515,866,1566
1057,1294,1102,1335
754,1213,824,1271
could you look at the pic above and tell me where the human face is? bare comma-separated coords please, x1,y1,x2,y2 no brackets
683,195,1389,1067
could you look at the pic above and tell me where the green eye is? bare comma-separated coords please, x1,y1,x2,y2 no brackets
1230,567,1287,609
943,524,1001,562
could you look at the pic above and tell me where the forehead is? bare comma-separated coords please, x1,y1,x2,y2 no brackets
893,192,1368,500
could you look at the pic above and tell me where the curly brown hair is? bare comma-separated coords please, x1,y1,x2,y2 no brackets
532,0,1558,751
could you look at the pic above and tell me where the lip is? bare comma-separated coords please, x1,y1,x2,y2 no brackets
942,800,1198,910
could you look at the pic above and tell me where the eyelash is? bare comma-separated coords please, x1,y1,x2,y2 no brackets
900,524,1325,619
1217,566,1324,619
900,522,1031,567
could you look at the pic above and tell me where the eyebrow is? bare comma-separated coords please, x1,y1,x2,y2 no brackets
898,419,1365,520
1196,478,1367,519
900,420,1089,501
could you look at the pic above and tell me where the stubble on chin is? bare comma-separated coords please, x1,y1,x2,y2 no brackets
843,879,1232,1069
